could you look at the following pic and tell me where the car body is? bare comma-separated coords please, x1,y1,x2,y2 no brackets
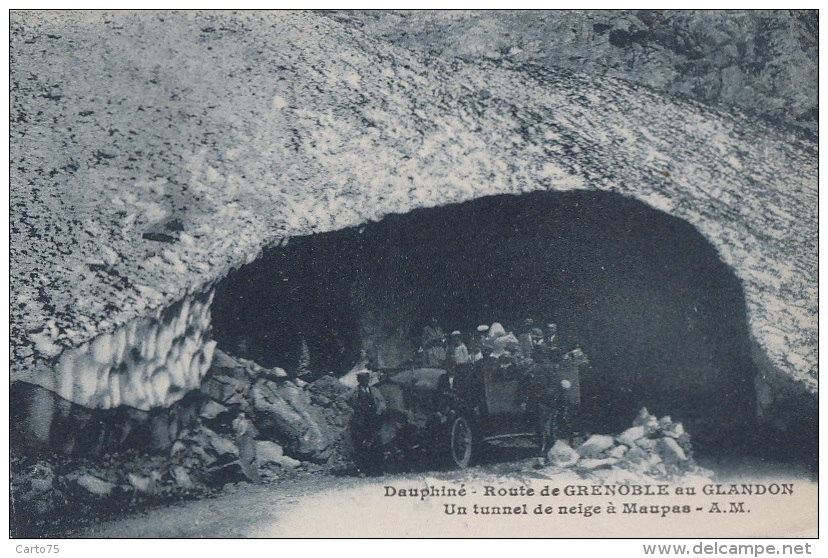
359,357,577,468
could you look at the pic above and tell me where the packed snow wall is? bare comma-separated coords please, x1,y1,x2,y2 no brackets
13,289,216,452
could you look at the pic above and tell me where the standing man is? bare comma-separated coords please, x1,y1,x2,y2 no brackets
554,346,585,443
529,329,558,455
517,318,536,360
232,411,260,483
350,372,386,475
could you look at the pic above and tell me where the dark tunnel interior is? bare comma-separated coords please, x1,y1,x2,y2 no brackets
212,190,762,456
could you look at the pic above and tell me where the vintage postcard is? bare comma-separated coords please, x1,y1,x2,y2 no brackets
8,10,818,540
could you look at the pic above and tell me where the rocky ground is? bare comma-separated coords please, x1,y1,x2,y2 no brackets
11,346,716,538
10,347,354,537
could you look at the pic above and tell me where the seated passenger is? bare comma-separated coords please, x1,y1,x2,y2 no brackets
448,330,471,365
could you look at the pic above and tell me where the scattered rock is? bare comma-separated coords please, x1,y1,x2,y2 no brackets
211,348,242,370
546,440,580,467
200,400,229,420
310,375,352,402
251,379,332,462
202,374,247,406
170,465,195,489
73,473,116,497
635,437,658,451
607,444,628,459
657,437,687,463
577,457,620,470
204,428,240,460
663,422,685,439
623,445,651,465
616,425,646,446
127,471,161,495
633,407,660,435
576,434,615,458
255,440,301,468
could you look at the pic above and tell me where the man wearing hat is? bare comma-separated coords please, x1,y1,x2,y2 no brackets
420,317,447,367
448,330,471,366
517,318,536,360
530,324,562,454
469,324,489,362
555,345,585,442
350,372,386,475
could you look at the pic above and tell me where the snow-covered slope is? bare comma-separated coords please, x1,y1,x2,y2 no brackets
10,11,816,407
335,10,818,134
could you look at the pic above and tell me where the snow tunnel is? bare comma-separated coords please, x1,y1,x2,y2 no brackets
211,190,763,457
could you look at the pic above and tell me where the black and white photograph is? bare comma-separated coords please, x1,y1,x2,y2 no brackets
7,9,818,540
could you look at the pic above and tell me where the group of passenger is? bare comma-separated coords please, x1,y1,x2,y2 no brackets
418,317,586,452
419,317,565,367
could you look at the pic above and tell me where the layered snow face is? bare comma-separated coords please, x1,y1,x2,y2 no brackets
19,290,216,411
9,10,817,412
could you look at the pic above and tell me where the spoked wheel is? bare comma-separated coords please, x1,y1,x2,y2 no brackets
448,416,474,469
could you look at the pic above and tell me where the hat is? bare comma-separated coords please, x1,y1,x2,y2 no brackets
451,330,462,336
477,324,490,332
546,323,558,330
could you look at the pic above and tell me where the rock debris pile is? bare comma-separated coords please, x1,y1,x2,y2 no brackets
10,348,356,537
547,407,701,480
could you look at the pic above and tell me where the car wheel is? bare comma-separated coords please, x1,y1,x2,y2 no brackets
449,416,474,469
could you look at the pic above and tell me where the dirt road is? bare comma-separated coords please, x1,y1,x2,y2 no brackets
74,456,817,538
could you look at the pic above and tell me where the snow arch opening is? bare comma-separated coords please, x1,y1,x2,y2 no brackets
212,190,764,457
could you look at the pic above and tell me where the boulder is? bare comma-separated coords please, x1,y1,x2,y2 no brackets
576,434,616,458
127,471,161,495
633,407,660,435
73,473,116,497
657,437,688,464
204,428,240,461
255,440,302,468
616,426,646,446
200,400,229,420
635,437,658,452
577,457,619,470
311,374,352,401
211,348,243,370
170,465,195,490
202,374,247,405
546,439,580,467
29,477,54,495
607,444,629,459
663,421,686,439
251,379,332,462
622,445,650,465
170,425,239,470
311,393,332,407
206,461,254,487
